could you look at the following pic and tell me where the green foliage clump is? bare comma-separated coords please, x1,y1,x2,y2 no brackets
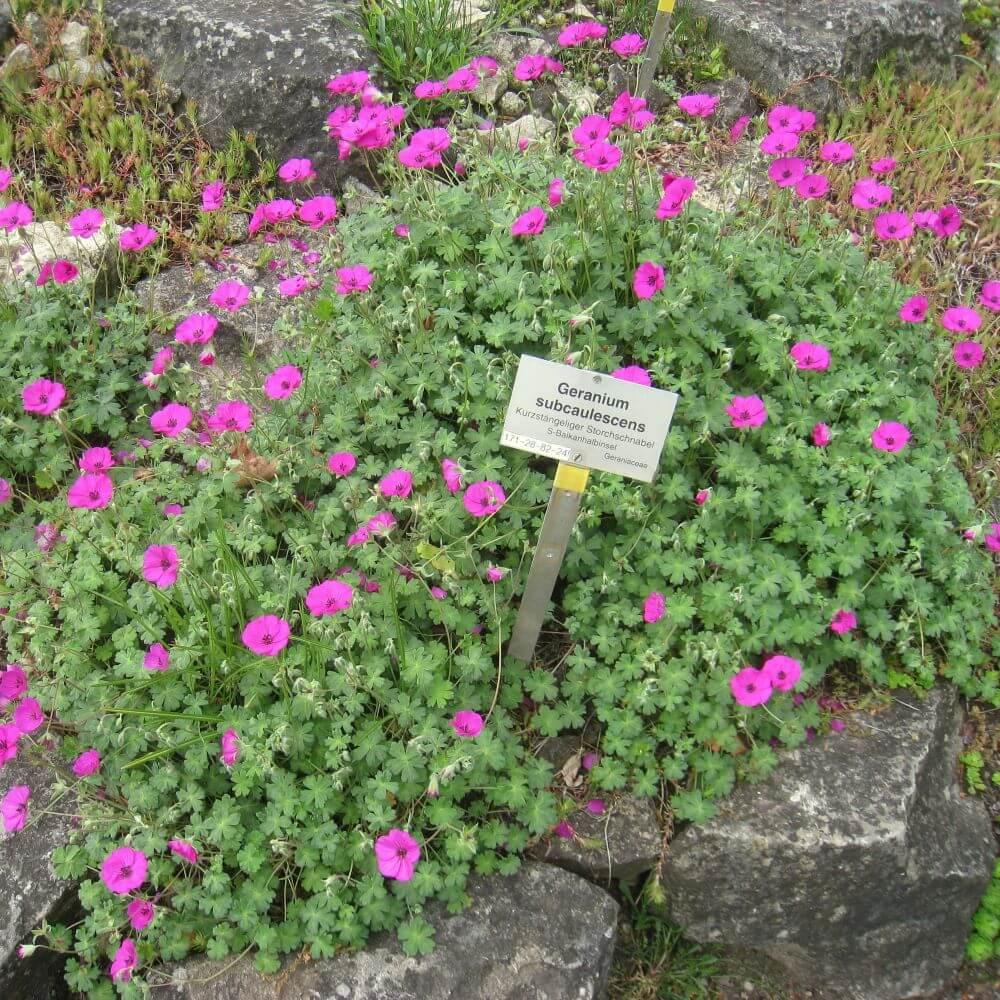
967,859,1000,961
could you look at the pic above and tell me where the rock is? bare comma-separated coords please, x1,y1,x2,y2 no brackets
0,1,12,45
133,234,327,406
492,114,555,147
104,0,376,190
1,42,34,78
553,78,601,117
340,176,382,216
0,756,81,1000
662,687,996,1000
681,0,962,111
499,90,525,117
702,75,759,124
535,797,663,884
453,0,490,26
491,29,547,68
42,57,109,84
21,12,47,49
153,864,619,999
57,20,89,59
0,219,123,290
471,67,509,107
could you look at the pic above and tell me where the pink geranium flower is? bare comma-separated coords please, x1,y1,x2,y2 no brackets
241,615,291,656
695,489,710,505
175,313,218,344
327,70,369,94
278,275,309,298
873,212,913,240
790,341,830,370
79,447,114,473
201,181,225,211
51,259,79,284
932,204,962,237
851,177,893,210
870,157,897,174
767,157,808,188
941,306,981,333
0,201,33,231
871,421,910,452
830,609,857,634
513,54,563,81
263,198,296,223
1,785,29,832
819,140,853,163
441,458,462,494
612,365,652,386
168,839,199,864
730,667,772,707
760,131,799,155
68,208,104,238
726,395,767,428
572,115,612,147
150,402,192,437
611,33,646,57
13,697,43,733
110,939,137,983
72,749,101,777
263,365,302,400
812,422,831,447
207,400,253,433
67,473,114,510
446,66,479,92
127,899,155,931
574,142,622,172
557,20,608,46
979,281,1000,312
22,378,66,416
327,451,357,476
298,195,337,229
379,468,413,498
336,265,374,294
795,174,829,199
657,176,696,217
953,341,984,369
277,157,315,183
511,206,547,237
984,523,1000,553
101,846,148,895
463,480,506,517
306,580,354,616
143,642,170,671
0,477,9,506
633,261,665,300
899,295,928,323
767,104,814,133
143,545,179,588
761,654,802,692
451,710,484,737
414,80,447,99
0,723,20,765
209,279,250,312
729,114,751,142
119,223,158,252
486,565,506,583
374,828,420,881
643,591,666,624
677,93,719,117
0,664,27,701
217,727,240,769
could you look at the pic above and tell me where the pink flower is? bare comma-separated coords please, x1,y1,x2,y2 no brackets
695,489,710,505
242,615,291,656
143,545,179,589
767,104,814,133
220,729,240,768
794,173,829,199
953,341,984,369
611,32,645,57
812,422,831,447
298,195,337,229
127,899,155,931
277,157,315,183
486,565,506,583
0,200,33,231
572,115,613,148
913,209,938,230
513,54,563,81
379,468,413,498
557,20,608,46
109,939,137,983
101,846,148,895
175,313,218,344
327,451,357,476
633,261,665,300
643,591,666,624
819,140,853,163
941,306,981,333
150,402,193,437
979,281,1000,312
0,478,9,506
79,447,114,473
870,157,897,174
871,421,910,452
984,523,1000,553
414,80,447,99
0,665,27,701
277,275,309,298
761,654,802,692
851,177,893,210
730,667,772,707
452,710,484,738
830,609,857,634
209,279,250,312
657,176,696,218
119,223,158,252
767,157,808,188
0,724,20,766
68,208,104,238
511,206,547,237
463,480,506,517
264,199,296,224
932,204,962,237
0,167,12,191
22,378,66,416
394,223,410,238
899,295,928,323
207,400,253,433
677,93,719,117
72,749,101,777
430,586,448,601
306,580,354,616
264,364,302,400
760,131,799,155
163,503,183,517
1,785,29,832
374,828,420,881
51,260,78,284
441,458,462,494
446,66,479,92
729,114,751,142
168,839,199,864
336,264,374,295
13,697,43,733
554,820,574,839
873,212,913,240
143,643,170,671
327,70,369,94
790,341,830,371
201,181,225,211
726,395,767,428
612,365,652,386
573,142,622,172
67,473,114,510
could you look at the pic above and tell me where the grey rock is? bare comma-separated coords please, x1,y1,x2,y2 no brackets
42,57,109,84
499,90,526,117
0,1,12,46
0,757,80,1000
57,20,89,60
104,0,377,190
702,75,759,124
553,77,601,117
681,0,962,110
535,796,663,884
0,219,123,289
663,687,996,999
471,67,509,107
340,176,382,215
453,0,490,27
21,12,47,49
153,864,619,999
491,30,547,68
492,114,555,147
1,42,34,78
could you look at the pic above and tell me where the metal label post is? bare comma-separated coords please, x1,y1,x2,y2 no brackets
637,0,676,99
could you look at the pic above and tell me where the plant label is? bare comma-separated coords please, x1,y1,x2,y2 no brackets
500,355,678,483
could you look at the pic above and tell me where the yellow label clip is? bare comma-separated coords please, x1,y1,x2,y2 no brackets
658,0,676,10
554,463,590,493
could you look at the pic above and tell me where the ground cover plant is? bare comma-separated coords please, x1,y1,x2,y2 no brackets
0,10,998,998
